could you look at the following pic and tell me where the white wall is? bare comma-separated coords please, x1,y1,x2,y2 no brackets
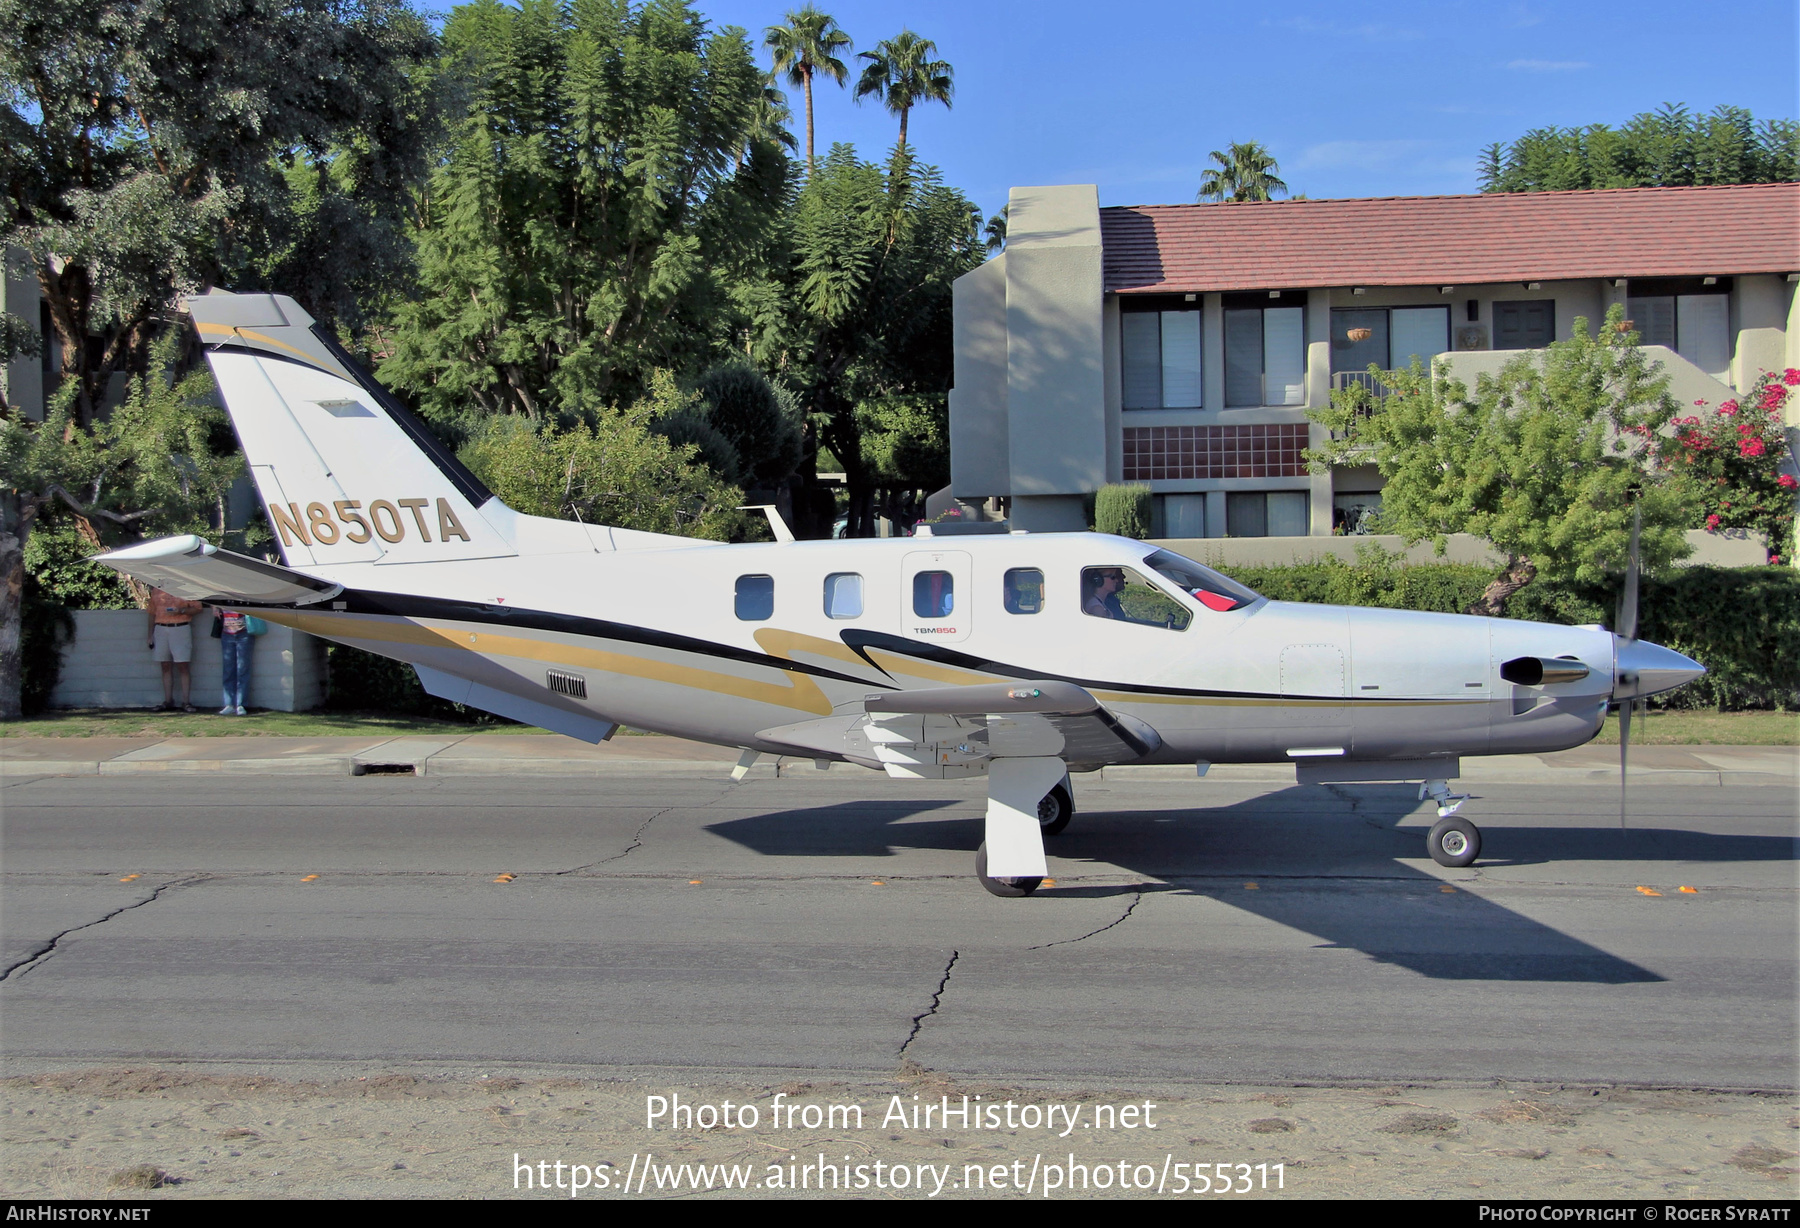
49,610,326,711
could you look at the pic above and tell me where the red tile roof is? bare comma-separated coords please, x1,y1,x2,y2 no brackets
1100,183,1800,294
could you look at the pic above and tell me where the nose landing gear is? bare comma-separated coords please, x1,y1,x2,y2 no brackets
1427,814,1482,868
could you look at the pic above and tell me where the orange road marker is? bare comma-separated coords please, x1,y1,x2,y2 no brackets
493,873,515,883
300,875,320,882
688,879,703,885
1243,882,1259,890
1678,885,1698,893
1440,885,1457,893
119,874,141,882
870,880,885,886
1636,885,1662,896
1041,879,1056,887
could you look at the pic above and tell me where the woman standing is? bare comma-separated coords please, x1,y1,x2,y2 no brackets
214,608,255,716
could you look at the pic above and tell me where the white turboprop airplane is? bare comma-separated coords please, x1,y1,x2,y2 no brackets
99,292,1706,895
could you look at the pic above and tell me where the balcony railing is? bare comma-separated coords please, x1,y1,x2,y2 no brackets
1331,370,1393,400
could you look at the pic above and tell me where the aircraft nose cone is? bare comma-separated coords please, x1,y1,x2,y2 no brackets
1613,637,1705,700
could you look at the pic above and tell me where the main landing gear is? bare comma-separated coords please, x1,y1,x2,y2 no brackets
1420,779,1481,867
975,760,1071,897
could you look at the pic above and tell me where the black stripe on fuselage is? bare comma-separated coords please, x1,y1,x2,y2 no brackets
220,591,1460,707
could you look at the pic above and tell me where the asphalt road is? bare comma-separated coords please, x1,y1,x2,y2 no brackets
2,769,1794,1090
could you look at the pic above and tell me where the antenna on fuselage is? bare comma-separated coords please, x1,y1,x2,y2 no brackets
738,505,795,543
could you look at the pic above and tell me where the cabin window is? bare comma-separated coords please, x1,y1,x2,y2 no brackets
1004,568,1044,614
735,574,774,621
912,570,954,619
1079,566,1191,630
823,572,863,619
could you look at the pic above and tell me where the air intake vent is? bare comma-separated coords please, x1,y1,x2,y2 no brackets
547,669,588,699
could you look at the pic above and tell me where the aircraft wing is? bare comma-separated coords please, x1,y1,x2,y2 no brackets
758,680,1163,775
94,535,342,606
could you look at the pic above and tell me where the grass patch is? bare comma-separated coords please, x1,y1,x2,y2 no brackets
1589,708,1796,746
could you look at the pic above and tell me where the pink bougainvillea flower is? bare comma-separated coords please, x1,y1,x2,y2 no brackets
1739,438,1767,458
1705,513,1722,530
1784,368,1800,386
1779,474,1798,490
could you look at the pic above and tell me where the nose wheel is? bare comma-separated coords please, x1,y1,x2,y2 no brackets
976,842,1042,897
1427,815,1481,868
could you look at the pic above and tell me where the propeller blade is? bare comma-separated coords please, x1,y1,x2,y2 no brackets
1617,507,1641,643
1618,698,1633,831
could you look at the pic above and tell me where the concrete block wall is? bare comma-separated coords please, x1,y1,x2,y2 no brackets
1152,528,1766,570
49,610,326,712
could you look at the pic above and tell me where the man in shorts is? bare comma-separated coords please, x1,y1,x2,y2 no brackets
147,587,204,711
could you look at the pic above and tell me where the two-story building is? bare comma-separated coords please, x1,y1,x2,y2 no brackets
948,182,1800,541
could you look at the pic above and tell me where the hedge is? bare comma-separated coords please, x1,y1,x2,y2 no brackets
1216,555,1799,711
324,643,517,725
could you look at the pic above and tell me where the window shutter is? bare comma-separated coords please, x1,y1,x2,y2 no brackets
1263,307,1306,405
1675,294,1730,377
1121,313,1162,409
1224,309,1263,407
1160,311,1203,408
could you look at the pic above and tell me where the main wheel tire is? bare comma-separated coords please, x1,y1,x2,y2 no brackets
1427,815,1481,868
1037,782,1074,836
975,841,1042,897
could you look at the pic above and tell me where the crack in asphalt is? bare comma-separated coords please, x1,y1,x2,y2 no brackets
1029,887,1144,950
1,876,205,982
898,951,959,1058
563,782,739,873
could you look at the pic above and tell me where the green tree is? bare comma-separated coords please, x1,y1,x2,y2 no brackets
764,6,852,173
1480,103,1799,192
1,334,240,717
0,0,438,424
785,144,982,535
1196,141,1288,203
379,0,786,427
853,30,953,150
1307,305,1694,617
457,371,746,540
983,203,1007,253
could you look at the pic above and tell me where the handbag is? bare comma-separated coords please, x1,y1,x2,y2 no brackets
245,615,269,636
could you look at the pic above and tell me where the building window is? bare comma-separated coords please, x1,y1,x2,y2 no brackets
1224,297,1306,407
1626,284,1730,378
1226,491,1308,538
1491,300,1555,350
912,570,954,619
1151,493,1206,538
735,574,774,621
823,572,862,619
1003,568,1044,614
1122,424,1308,481
1122,306,1203,408
1333,492,1382,535
1332,306,1450,373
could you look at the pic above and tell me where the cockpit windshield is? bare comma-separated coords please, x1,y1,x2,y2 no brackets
1143,549,1263,613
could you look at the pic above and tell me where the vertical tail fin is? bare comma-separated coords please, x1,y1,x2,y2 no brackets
185,291,517,570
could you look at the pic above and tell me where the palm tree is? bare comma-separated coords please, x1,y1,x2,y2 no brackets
764,7,853,173
853,30,953,149
1196,142,1289,202
984,204,1007,253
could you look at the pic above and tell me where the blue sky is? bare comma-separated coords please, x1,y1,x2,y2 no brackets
440,1,1800,219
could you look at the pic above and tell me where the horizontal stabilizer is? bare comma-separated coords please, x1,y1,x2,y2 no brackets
95,535,341,606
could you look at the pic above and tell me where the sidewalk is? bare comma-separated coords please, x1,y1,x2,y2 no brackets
1,733,1792,785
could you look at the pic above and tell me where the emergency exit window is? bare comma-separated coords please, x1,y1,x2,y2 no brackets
913,571,954,619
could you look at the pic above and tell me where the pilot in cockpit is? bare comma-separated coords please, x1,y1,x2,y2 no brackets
1081,567,1127,620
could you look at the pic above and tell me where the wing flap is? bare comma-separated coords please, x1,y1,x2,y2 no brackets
95,534,341,606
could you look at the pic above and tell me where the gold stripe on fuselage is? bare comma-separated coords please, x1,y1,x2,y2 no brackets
270,611,835,715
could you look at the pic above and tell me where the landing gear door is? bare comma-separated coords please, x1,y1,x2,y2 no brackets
901,550,973,645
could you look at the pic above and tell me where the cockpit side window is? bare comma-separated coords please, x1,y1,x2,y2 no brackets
1080,566,1191,630
1143,548,1262,612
